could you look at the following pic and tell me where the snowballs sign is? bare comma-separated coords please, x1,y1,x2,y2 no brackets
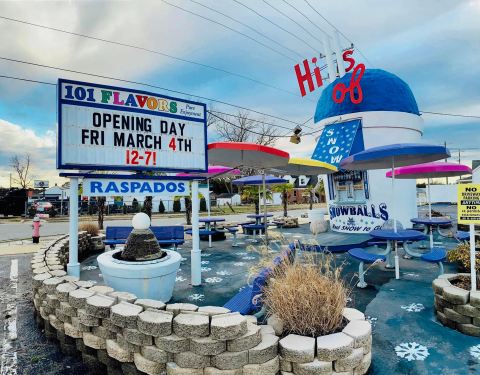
57,79,207,172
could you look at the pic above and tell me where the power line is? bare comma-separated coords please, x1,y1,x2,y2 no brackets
421,111,480,119
262,0,324,50
231,0,319,52
280,0,328,36
0,74,56,86
0,56,312,126
0,15,300,98
186,0,304,60
160,0,297,62
209,109,314,130
208,110,322,138
302,0,374,66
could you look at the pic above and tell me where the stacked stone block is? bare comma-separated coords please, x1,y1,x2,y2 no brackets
32,235,373,374
432,273,480,337
278,308,371,375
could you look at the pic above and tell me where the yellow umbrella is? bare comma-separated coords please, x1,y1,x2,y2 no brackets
270,157,337,176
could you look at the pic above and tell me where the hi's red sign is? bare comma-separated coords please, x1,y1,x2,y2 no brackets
294,50,365,104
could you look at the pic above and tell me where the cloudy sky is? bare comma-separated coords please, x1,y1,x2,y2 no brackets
0,0,479,187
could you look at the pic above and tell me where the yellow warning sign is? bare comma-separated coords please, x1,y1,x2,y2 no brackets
458,184,480,224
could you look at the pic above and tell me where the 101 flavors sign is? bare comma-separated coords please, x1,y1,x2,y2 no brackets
57,79,207,172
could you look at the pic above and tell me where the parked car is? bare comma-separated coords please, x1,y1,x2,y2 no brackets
34,200,53,212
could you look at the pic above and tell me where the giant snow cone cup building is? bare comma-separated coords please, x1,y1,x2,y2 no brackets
312,69,423,233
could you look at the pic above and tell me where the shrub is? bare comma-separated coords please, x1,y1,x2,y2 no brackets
447,242,480,280
79,222,99,236
173,198,181,213
263,255,348,337
159,200,165,213
200,197,207,212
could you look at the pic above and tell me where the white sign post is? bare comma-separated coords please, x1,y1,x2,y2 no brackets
191,180,201,286
67,177,80,278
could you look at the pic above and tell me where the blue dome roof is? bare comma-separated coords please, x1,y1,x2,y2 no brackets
314,69,419,122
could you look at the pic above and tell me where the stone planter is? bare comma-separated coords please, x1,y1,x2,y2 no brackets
97,249,181,302
31,235,282,375
432,273,480,337
278,308,372,374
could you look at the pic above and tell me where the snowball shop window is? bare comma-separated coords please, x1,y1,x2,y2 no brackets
329,170,369,203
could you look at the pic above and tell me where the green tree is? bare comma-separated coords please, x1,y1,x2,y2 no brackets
172,198,181,213
272,183,294,217
241,186,272,214
159,200,165,214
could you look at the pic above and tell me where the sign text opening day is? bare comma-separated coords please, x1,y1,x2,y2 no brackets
57,79,207,172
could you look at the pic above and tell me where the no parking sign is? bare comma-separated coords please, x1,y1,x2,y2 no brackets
457,184,480,224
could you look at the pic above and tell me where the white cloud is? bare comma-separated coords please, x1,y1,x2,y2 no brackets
0,119,65,188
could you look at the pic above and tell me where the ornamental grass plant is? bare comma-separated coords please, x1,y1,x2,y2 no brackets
447,242,480,285
263,253,349,337
79,222,99,236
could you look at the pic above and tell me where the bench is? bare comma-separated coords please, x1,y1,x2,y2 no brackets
420,247,446,275
242,224,266,242
224,245,296,315
223,268,271,315
455,231,470,242
104,226,184,250
348,248,386,288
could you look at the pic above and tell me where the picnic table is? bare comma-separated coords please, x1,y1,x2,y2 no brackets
369,229,425,278
411,217,452,248
199,217,225,248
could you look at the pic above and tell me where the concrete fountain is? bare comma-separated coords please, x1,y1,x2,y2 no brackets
97,213,181,301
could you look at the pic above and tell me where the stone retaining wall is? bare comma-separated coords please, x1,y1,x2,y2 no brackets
277,308,371,375
31,235,372,374
432,273,480,337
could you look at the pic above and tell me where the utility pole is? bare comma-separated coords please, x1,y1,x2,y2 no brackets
458,149,461,164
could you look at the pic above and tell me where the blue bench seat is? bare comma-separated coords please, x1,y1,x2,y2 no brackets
104,226,184,249
456,231,470,241
420,247,446,274
348,248,386,288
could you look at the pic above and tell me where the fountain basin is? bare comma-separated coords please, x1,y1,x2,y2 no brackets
97,249,181,302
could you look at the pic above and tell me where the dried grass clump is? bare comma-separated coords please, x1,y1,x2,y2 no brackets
263,255,348,337
79,222,99,236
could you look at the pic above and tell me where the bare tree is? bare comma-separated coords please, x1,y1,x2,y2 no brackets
10,154,32,189
213,110,279,175
213,110,279,146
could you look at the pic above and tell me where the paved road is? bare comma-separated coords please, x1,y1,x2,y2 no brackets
0,209,309,241
0,253,90,374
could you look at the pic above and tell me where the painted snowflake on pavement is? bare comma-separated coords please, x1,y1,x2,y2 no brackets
201,267,212,272
235,252,248,256
239,286,246,292
201,253,212,257
216,270,232,276
201,260,210,265
188,294,205,302
395,342,429,361
233,262,245,267
242,256,256,260
404,272,420,278
81,265,98,271
205,277,222,284
176,276,186,282
180,257,187,262
401,303,425,312
470,345,480,360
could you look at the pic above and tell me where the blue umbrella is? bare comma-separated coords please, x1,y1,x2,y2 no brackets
341,143,450,279
233,175,287,186
233,175,287,242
